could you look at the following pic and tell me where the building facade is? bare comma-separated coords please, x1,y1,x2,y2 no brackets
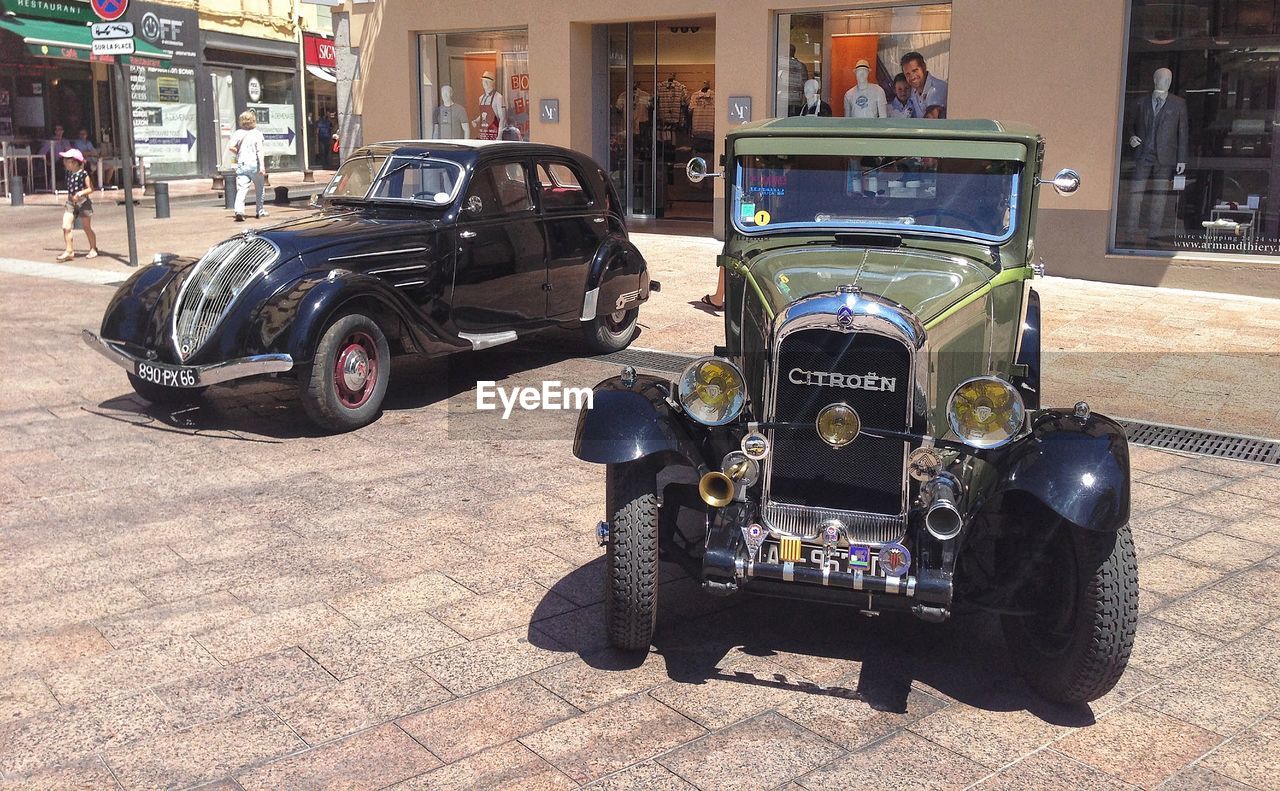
341,0,1280,297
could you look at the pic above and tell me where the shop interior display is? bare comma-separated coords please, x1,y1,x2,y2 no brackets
431,85,468,139
843,58,887,118
1122,67,1189,245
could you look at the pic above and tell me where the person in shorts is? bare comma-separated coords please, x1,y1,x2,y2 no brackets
57,149,97,261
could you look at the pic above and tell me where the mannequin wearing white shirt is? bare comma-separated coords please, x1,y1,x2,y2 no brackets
843,62,887,119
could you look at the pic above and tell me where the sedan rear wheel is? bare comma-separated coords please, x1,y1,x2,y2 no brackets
300,312,390,433
584,307,638,354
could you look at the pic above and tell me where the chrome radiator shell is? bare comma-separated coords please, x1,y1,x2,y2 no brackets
171,236,280,361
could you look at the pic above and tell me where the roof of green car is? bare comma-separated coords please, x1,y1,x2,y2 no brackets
727,117,1041,144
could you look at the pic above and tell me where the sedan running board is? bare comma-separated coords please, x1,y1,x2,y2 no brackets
458,330,518,350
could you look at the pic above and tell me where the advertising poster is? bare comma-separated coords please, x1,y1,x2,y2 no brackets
133,102,198,163
0,87,12,137
248,103,298,157
500,51,530,141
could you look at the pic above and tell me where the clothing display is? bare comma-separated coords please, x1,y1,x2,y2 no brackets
655,78,689,141
796,97,832,117
1123,88,1189,240
844,83,888,118
616,88,652,135
433,103,467,139
690,87,715,136
477,90,505,140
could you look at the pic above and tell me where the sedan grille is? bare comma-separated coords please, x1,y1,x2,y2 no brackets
766,328,912,537
172,236,279,361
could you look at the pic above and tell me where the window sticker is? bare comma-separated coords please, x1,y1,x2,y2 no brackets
754,210,771,226
740,201,756,221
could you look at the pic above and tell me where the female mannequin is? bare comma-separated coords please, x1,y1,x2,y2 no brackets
471,71,506,140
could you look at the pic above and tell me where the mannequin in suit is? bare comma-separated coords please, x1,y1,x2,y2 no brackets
1123,67,1189,243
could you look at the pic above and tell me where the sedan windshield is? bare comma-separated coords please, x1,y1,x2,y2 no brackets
322,155,464,205
734,153,1020,242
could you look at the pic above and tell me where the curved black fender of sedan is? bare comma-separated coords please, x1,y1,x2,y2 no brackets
82,141,658,433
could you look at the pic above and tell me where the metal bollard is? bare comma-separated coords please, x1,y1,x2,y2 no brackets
154,181,170,219
223,171,236,210
9,176,23,206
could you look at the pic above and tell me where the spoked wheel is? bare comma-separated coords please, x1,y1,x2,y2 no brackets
584,306,638,354
300,312,390,432
1001,523,1139,704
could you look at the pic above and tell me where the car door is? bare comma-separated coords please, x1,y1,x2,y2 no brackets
450,158,547,332
536,160,607,320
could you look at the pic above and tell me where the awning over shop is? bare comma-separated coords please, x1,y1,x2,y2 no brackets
0,15,171,61
306,64,336,83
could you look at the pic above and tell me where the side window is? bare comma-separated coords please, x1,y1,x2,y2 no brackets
465,161,533,217
536,161,592,212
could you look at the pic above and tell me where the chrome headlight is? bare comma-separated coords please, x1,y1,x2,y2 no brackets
677,356,746,426
946,376,1025,449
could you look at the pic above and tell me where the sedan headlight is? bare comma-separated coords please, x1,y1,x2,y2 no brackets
677,356,746,426
946,376,1025,449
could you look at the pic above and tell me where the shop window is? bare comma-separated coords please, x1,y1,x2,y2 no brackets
537,162,592,211
418,29,530,142
775,4,951,120
246,70,300,173
1115,1,1280,256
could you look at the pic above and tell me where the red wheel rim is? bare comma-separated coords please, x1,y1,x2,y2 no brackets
333,330,378,409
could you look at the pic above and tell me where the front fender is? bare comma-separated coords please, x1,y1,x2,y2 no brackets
98,258,193,357
574,373,705,467
986,408,1130,532
250,271,460,364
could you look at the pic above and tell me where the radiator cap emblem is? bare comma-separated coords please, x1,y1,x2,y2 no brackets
879,542,911,577
836,305,855,328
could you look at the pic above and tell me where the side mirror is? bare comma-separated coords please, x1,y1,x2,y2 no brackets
685,157,722,184
1039,168,1081,197
309,194,321,209
464,195,483,215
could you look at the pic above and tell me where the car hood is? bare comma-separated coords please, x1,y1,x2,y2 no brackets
747,244,996,326
253,206,443,260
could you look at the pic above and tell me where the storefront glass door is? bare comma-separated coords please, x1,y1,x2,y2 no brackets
606,19,714,222
210,68,236,171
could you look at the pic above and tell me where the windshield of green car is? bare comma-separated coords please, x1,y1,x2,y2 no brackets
323,155,464,206
733,153,1020,242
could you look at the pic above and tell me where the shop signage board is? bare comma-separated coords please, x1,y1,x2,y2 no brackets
7,0,96,23
129,0,200,172
249,103,297,156
93,38,135,56
729,96,752,123
304,34,336,68
132,102,197,162
540,99,559,123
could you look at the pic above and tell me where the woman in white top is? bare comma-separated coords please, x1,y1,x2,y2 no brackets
228,109,268,222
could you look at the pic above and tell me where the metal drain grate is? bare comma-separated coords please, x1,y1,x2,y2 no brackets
1119,419,1280,465
594,347,700,374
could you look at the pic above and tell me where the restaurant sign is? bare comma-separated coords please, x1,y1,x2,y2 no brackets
4,0,97,23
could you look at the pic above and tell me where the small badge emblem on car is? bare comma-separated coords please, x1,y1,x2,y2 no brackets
836,305,855,328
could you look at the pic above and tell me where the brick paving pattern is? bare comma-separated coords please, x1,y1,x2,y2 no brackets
0,199,1278,789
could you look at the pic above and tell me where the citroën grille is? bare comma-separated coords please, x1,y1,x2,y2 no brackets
766,329,912,539
173,237,279,361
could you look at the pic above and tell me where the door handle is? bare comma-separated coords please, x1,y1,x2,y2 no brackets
459,230,477,239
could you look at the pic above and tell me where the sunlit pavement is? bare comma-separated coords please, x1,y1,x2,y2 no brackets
1,203,1279,789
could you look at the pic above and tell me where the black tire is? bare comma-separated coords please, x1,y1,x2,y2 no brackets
604,457,660,651
127,373,207,405
1002,524,1139,704
583,307,638,354
299,312,391,433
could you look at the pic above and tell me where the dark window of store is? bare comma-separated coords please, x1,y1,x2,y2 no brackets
1116,1,1280,256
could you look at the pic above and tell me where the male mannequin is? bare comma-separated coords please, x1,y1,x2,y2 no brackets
796,78,832,117
1123,67,1189,242
432,85,468,139
471,71,506,141
843,59,887,119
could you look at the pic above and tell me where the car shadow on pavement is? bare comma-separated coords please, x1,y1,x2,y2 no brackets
85,330,625,439
529,559,1098,727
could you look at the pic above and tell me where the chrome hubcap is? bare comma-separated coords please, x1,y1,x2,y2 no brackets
341,346,370,391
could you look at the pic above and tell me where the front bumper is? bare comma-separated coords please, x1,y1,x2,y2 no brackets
81,330,294,386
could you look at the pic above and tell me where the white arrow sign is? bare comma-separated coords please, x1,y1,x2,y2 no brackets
92,38,136,55
91,21,134,39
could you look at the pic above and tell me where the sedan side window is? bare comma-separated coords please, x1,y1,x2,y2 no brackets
466,161,533,218
536,161,593,211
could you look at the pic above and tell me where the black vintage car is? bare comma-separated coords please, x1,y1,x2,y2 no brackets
83,141,655,431
575,118,1135,705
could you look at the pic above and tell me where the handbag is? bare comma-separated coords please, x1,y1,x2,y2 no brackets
331,138,340,154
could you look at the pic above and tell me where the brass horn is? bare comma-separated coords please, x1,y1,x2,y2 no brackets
698,460,750,508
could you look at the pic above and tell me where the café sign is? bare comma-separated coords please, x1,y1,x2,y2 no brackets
4,0,96,23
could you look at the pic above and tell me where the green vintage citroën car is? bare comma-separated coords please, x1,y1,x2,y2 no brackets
574,117,1136,705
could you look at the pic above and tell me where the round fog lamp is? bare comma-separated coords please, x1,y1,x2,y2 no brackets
816,403,860,448
677,356,746,426
946,376,1025,449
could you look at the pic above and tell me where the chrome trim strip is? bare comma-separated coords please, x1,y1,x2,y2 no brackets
782,562,795,582
329,247,429,262
458,330,518,350
368,263,429,274
82,330,293,385
580,287,600,322
762,502,904,544
886,575,902,594
393,280,426,288
761,288,929,530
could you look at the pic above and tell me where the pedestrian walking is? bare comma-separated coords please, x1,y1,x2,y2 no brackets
228,110,268,222
56,149,98,261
